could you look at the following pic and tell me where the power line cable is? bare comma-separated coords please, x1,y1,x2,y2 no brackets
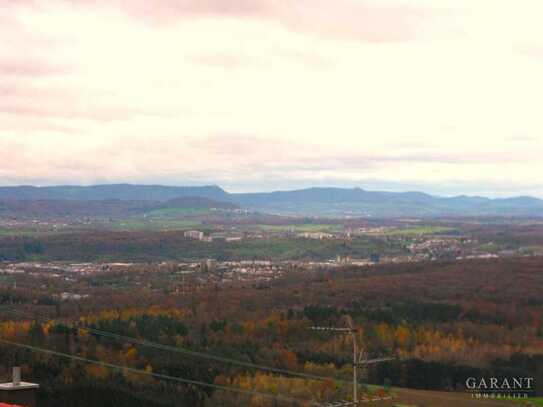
0,337,321,406
3,307,354,384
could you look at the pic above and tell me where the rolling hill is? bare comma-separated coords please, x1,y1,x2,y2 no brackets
0,184,541,217
233,187,543,216
0,196,238,219
0,184,228,202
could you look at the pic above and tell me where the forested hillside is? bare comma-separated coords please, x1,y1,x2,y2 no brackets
1,257,542,406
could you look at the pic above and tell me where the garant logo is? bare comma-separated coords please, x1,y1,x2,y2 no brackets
465,377,535,400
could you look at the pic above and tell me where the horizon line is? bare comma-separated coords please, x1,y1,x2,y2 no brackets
0,182,540,201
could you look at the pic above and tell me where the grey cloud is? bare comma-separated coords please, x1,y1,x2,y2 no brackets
1,131,539,196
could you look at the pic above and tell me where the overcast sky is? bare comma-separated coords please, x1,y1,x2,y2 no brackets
1,0,542,196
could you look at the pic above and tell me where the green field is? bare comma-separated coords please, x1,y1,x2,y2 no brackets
145,207,212,218
106,218,203,231
221,236,400,261
517,398,543,406
373,226,455,236
257,223,343,233
0,227,68,237
391,387,526,407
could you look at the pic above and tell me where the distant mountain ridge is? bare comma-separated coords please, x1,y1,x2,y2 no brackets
0,196,238,218
0,184,228,202
234,187,543,216
0,184,542,217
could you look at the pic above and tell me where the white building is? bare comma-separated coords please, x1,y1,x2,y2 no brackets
299,232,333,240
184,230,204,240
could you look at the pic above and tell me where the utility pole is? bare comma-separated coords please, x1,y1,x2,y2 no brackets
310,316,394,406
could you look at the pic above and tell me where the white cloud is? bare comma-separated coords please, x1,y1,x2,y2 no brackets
0,0,542,196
